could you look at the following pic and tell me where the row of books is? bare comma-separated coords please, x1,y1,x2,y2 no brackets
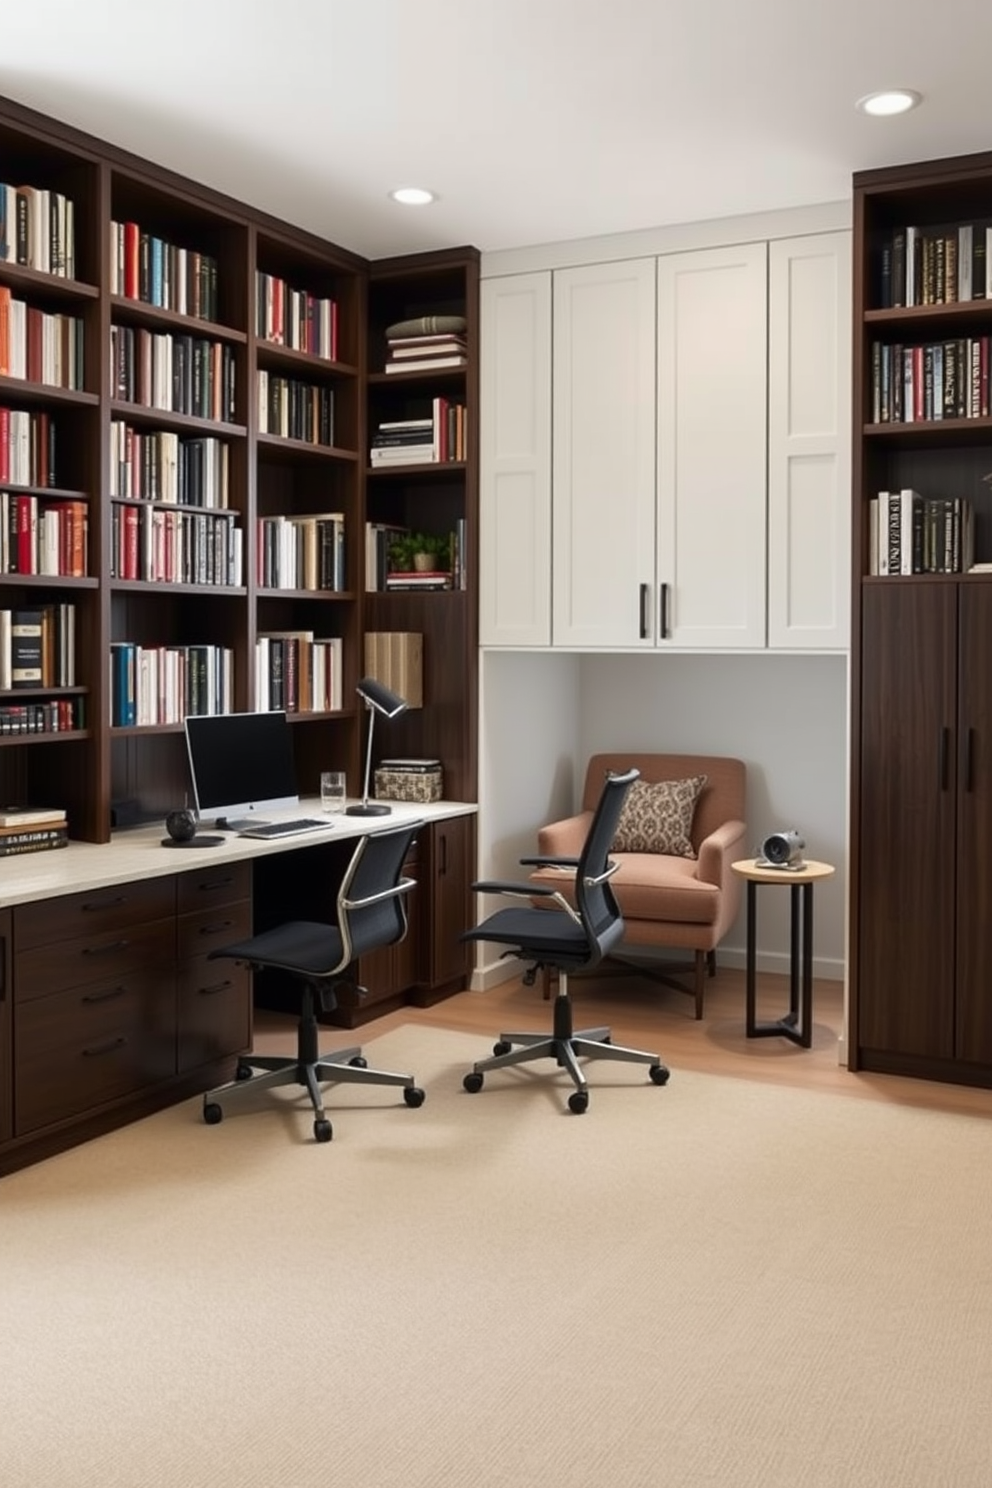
0,289,84,389
878,224,992,310
0,805,69,858
383,329,467,376
109,422,231,507
0,407,57,488
869,490,976,575
256,512,345,591
256,371,335,446
0,184,76,278
255,272,338,360
255,632,344,713
0,699,83,735
109,222,219,321
369,398,467,466
110,326,237,422
0,491,88,577
0,604,76,689
109,642,234,727
869,339,990,424
110,503,243,587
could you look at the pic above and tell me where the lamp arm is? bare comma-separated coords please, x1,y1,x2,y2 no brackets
360,704,377,807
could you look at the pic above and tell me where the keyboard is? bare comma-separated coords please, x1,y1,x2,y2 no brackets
237,816,329,840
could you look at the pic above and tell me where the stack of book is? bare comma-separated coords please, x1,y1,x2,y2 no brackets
369,396,467,467
385,569,452,592
0,804,68,857
383,314,467,374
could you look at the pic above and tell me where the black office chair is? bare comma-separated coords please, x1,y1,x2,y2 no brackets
461,768,670,1113
202,821,426,1143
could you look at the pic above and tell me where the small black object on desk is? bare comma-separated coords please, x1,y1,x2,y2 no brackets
162,808,224,848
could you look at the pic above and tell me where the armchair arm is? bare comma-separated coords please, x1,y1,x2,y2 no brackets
695,819,748,887
537,812,593,859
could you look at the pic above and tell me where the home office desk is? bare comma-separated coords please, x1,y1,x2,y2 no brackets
0,800,476,1177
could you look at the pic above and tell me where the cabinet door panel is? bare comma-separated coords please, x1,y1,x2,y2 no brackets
955,583,992,1064
552,259,656,647
858,584,956,1058
767,232,851,650
657,243,767,647
480,273,552,646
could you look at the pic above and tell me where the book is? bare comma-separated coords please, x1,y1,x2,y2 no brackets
383,355,467,374
10,610,43,687
0,828,68,856
0,804,66,827
378,758,441,772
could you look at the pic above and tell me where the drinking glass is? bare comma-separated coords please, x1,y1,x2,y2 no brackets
320,770,347,813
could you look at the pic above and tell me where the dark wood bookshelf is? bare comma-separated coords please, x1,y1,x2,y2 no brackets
850,148,992,1091
0,92,479,842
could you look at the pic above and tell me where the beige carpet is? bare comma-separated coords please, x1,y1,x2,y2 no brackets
2,1023,991,1488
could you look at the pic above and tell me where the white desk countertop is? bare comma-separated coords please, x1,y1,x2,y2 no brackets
0,798,478,910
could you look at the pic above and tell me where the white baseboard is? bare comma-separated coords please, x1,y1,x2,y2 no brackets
469,943,846,993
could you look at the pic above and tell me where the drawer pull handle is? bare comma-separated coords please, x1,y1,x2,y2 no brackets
81,986,126,1005
199,980,232,996
83,939,130,956
197,878,235,892
199,921,234,936
82,1036,127,1058
82,896,127,912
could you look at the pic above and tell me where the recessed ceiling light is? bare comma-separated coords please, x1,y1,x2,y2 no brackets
389,187,436,207
857,90,922,118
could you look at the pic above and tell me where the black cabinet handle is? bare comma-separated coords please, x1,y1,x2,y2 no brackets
195,877,236,893
82,939,129,956
81,986,126,1005
82,896,127,912
82,1037,127,1058
198,921,234,937
659,583,669,639
638,583,648,639
198,980,233,997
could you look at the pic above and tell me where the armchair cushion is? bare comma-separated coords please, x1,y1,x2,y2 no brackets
611,775,707,858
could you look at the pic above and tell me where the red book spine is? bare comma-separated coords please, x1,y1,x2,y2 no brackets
123,222,140,299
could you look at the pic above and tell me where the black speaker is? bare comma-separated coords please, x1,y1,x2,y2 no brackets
759,830,805,869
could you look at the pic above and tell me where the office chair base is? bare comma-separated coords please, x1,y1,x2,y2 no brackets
203,1045,425,1142
462,990,669,1113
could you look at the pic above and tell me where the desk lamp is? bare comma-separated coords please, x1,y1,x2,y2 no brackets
346,676,410,817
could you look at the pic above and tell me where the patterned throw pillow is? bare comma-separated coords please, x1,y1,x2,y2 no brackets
611,775,708,858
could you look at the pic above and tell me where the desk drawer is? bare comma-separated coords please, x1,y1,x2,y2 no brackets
15,919,175,1002
16,878,176,951
177,861,251,913
178,901,251,961
177,958,251,1072
14,966,176,1134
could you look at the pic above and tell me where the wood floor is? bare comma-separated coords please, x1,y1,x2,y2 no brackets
255,963,992,1119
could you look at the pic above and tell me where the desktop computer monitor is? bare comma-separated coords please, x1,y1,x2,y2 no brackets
184,710,300,830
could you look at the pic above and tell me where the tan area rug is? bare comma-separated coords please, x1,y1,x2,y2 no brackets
1,1023,991,1488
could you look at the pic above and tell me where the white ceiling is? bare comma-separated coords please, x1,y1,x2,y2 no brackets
4,0,992,262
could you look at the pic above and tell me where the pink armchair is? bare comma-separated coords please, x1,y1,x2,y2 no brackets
529,753,747,1018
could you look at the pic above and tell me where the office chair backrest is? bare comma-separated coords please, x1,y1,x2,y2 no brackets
336,820,422,964
574,767,639,967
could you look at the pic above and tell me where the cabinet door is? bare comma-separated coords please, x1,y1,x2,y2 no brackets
656,243,767,647
480,273,552,646
858,584,957,1059
955,583,992,1064
552,259,656,647
767,232,851,650
424,815,472,990
0,910,10,1147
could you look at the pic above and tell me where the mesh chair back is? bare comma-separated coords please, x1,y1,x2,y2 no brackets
573,768,639,966
336,821,422,964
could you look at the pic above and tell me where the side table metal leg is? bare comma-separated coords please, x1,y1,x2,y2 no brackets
800,880,814,1048
745,880,758,1036
789,882,801,1024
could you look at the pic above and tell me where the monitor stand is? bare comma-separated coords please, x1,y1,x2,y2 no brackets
215,816,272,832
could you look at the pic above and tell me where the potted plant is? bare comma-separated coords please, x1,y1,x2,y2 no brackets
388,532,451,573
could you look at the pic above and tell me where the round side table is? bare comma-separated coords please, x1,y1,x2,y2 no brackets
731,858,836,1048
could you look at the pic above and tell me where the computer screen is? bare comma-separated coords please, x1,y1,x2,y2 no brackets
184,710,299,829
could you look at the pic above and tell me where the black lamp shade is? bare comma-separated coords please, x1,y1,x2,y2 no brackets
355,676,409,720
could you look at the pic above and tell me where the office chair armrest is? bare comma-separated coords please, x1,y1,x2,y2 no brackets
341,875,416,912
695,820,748,887
470,878,560,899
519,854,581,870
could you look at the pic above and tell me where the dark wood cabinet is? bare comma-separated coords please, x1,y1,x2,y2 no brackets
417,813,473,998
0,909,11,1145
852,151,992,1086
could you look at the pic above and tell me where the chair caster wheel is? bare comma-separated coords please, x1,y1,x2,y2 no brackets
203,1102,223,1125
404,1086,426,1108
313,1117,333,1142
235,1062,254,1081
568,1091,589,1114
522,967,537,987
349,1055,368,1068
649,1064,671,1086
463,1071,484,1094
493,1040,511,1056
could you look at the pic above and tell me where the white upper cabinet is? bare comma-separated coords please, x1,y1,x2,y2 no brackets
479,273,552,646
767,232,851,650
552,259,657,648
656,243,768,648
